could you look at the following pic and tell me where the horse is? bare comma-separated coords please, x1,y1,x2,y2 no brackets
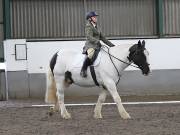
45,40,150,119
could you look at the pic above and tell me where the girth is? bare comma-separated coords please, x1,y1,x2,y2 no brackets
90,66,99,86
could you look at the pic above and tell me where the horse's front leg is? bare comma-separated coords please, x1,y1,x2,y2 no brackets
55,76,71,119
94,89,107,119
104,79,131,119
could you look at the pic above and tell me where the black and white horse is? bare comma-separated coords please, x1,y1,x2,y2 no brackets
45,40,150,119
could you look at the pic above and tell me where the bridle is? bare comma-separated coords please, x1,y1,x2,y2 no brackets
101,45,140,85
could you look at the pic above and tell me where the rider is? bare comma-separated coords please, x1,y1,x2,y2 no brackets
80,11,115,77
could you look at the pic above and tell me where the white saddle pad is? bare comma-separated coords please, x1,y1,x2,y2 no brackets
71,52,102,69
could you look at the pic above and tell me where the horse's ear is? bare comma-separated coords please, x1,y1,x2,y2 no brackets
142,40,145,48
138,40,141,47
138,40,141,45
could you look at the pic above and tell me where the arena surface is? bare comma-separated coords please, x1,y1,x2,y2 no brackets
0,100,180,135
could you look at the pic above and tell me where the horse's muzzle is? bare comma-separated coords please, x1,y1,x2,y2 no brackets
143,69,151,76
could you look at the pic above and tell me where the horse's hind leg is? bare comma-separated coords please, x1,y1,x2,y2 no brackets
49,101,59,112
104,79,131,119
54,75,71,119
94,89,107,119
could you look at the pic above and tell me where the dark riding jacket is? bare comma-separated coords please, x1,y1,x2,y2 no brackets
83,21,114,53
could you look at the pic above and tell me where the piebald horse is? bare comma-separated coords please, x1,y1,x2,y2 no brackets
45,40,150,119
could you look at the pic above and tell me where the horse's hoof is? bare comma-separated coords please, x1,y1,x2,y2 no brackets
122,116,131,119
47,110,54,116
121,112,131,119
94,114,103,119
48,107,55,116
48,112,53,116
62,113,71,119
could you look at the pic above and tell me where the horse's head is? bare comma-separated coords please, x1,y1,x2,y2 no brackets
128,40,150,76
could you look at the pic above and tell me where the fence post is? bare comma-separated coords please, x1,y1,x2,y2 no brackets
3,0,11,39
156,0,163,38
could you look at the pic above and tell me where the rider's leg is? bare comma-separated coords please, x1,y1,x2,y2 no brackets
80,57,91,77
80,48,94,77
87,48,95,56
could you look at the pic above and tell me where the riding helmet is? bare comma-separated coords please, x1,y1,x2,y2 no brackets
86,11,98,20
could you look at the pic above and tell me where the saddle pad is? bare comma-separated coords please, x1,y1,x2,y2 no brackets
71,52,102,69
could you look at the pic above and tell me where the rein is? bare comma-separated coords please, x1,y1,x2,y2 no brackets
101,45,140,85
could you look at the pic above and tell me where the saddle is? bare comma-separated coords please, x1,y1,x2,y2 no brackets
71,50,102,69
69,49,101,86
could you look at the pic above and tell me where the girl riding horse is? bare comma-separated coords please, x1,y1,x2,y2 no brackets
80,11,115,77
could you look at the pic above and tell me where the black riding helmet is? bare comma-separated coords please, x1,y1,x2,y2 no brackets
86,11,98,20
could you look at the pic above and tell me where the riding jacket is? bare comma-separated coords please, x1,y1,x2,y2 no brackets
83,21,114,53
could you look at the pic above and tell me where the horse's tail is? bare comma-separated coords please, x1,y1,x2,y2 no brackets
45,68,57,104
45,52,58,104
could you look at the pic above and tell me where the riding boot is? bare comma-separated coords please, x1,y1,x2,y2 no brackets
80,57,91,77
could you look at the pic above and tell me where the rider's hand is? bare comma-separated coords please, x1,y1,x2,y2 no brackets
108,43,115,47
97,42,102,48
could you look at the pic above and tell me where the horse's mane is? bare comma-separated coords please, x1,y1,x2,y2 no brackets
115,44,134,49
109,44,134,53
129,44,138,53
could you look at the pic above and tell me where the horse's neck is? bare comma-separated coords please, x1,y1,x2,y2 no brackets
109,45,131,70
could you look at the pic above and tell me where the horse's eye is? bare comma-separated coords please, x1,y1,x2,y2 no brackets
144,50,149,55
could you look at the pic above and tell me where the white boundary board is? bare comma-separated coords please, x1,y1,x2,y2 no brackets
3,38,180,72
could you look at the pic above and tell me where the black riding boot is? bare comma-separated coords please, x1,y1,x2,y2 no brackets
80,57,91,77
